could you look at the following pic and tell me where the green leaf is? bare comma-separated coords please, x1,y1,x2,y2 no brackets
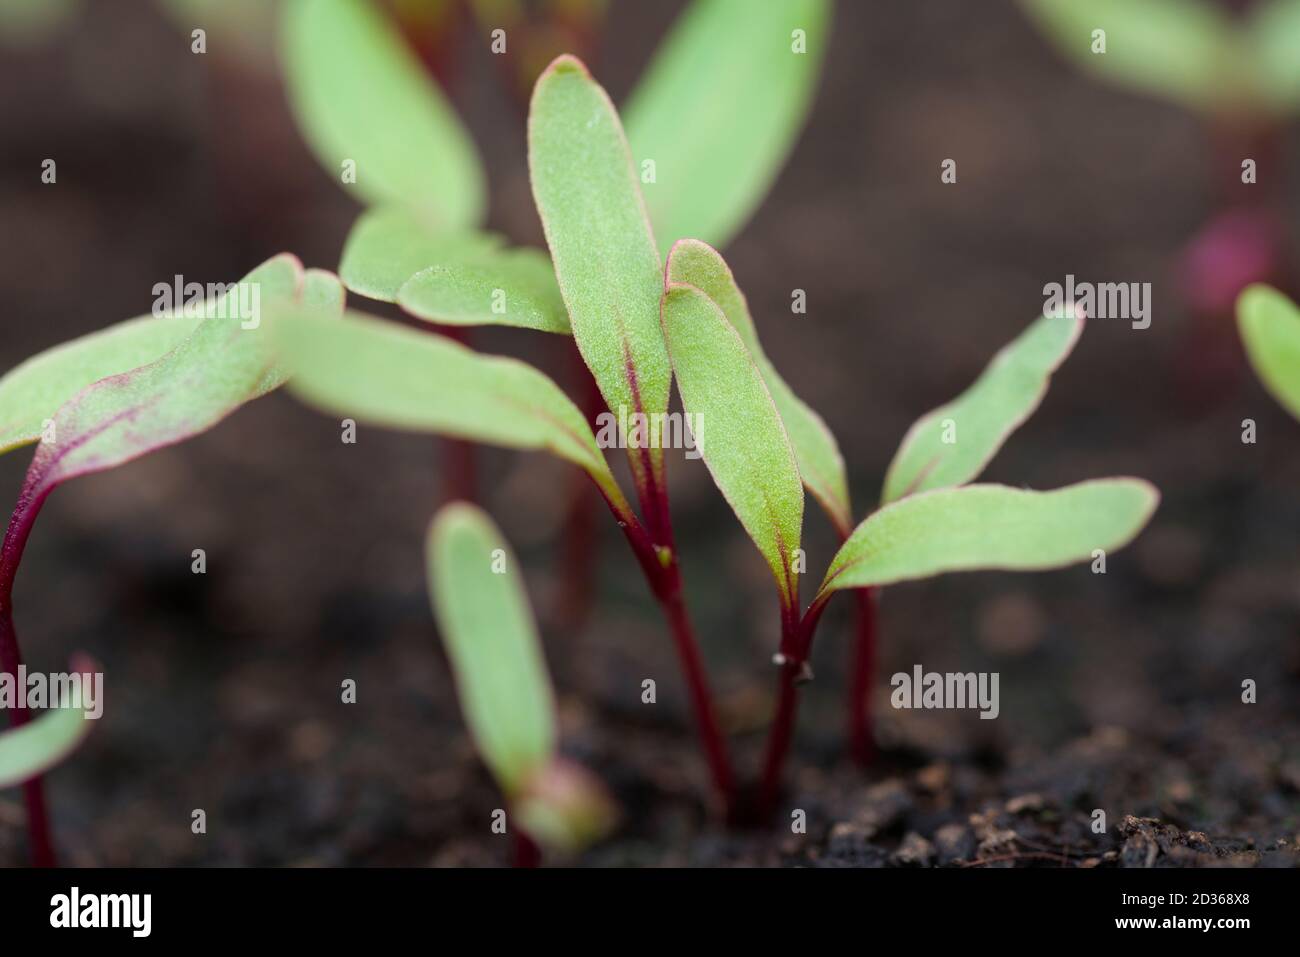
1017,0,1241,113
0,656,95,789
20,255,324,501
820,480,1159,596
303,267,347,314
0,0,78,47
0,314,203,457
528,55,670,488
1245,1,1300,118
426,503,556,794
660,282,803,608
0,705,90,789
274,308,629,512
625,0,831,253
397,249,571,334
512,758,619,854
666,239,849,532
156,0,277,61
337,207,503,303
281,0,485,226
1237,284,1300,421
882,312,1083,504
426,504,616,852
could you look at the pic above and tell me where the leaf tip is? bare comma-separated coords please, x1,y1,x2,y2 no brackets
1236,282,1284,327
539,53,591,82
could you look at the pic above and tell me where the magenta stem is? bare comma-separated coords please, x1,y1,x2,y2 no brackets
512,829,541,868
757,592,831,819
0,479,56,866
594,481,737,821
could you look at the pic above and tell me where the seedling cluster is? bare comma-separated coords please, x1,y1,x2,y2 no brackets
0,0,1173,865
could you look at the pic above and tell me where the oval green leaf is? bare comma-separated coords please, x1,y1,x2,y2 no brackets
0,705,90,789
624,0,831,253
1238,284,1300,421
528,55,670,488
337,207,504,303
661,282,803,608
1244,0,1300,114
666,239,849,532
19,255,326,502
281,0,485,226
397,249,571,335
0,656,96,789
426,503,556,795
274,308,629,512
1017,0,1242,114
0,313,203,457
820,479,1160,596
882,312,1083,504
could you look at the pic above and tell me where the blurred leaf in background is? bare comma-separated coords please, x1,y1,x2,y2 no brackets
1238,284,1300,420
625,0,831,253
281,0,486,226
1019,0,1300,116
0,0,79,47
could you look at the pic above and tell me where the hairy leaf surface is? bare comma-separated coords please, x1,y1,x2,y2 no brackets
337,207,503,303
0,314,202,456
398,250,570,334
16,256,337,504
274,309,628,510
666,240,848,531
529,55,669,487
661,283,803,608
820,480,1159,595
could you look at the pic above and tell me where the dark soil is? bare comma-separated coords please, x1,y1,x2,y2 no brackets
1,1,1299,866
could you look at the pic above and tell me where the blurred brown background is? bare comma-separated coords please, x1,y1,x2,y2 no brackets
1,0,1297,865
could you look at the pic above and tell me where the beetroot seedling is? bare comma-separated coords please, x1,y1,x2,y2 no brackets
426,503,617,863
273,51,1160,828
0,257,343,863
659,239,1159,814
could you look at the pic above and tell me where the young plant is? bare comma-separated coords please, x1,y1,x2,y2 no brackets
426,503,617,864
659,240,1159,813
0,257,343,863
1237,283,1300,418
271,50,1161,825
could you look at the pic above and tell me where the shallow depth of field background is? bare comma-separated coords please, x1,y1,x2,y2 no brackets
1,1,1298,864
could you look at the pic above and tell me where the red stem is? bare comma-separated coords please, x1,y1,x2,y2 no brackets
756,593,830,819
657,559,736,818
512,829,541,868
0,481,57,866
594,486,736,820
757,659,800,820
847,587,878,767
